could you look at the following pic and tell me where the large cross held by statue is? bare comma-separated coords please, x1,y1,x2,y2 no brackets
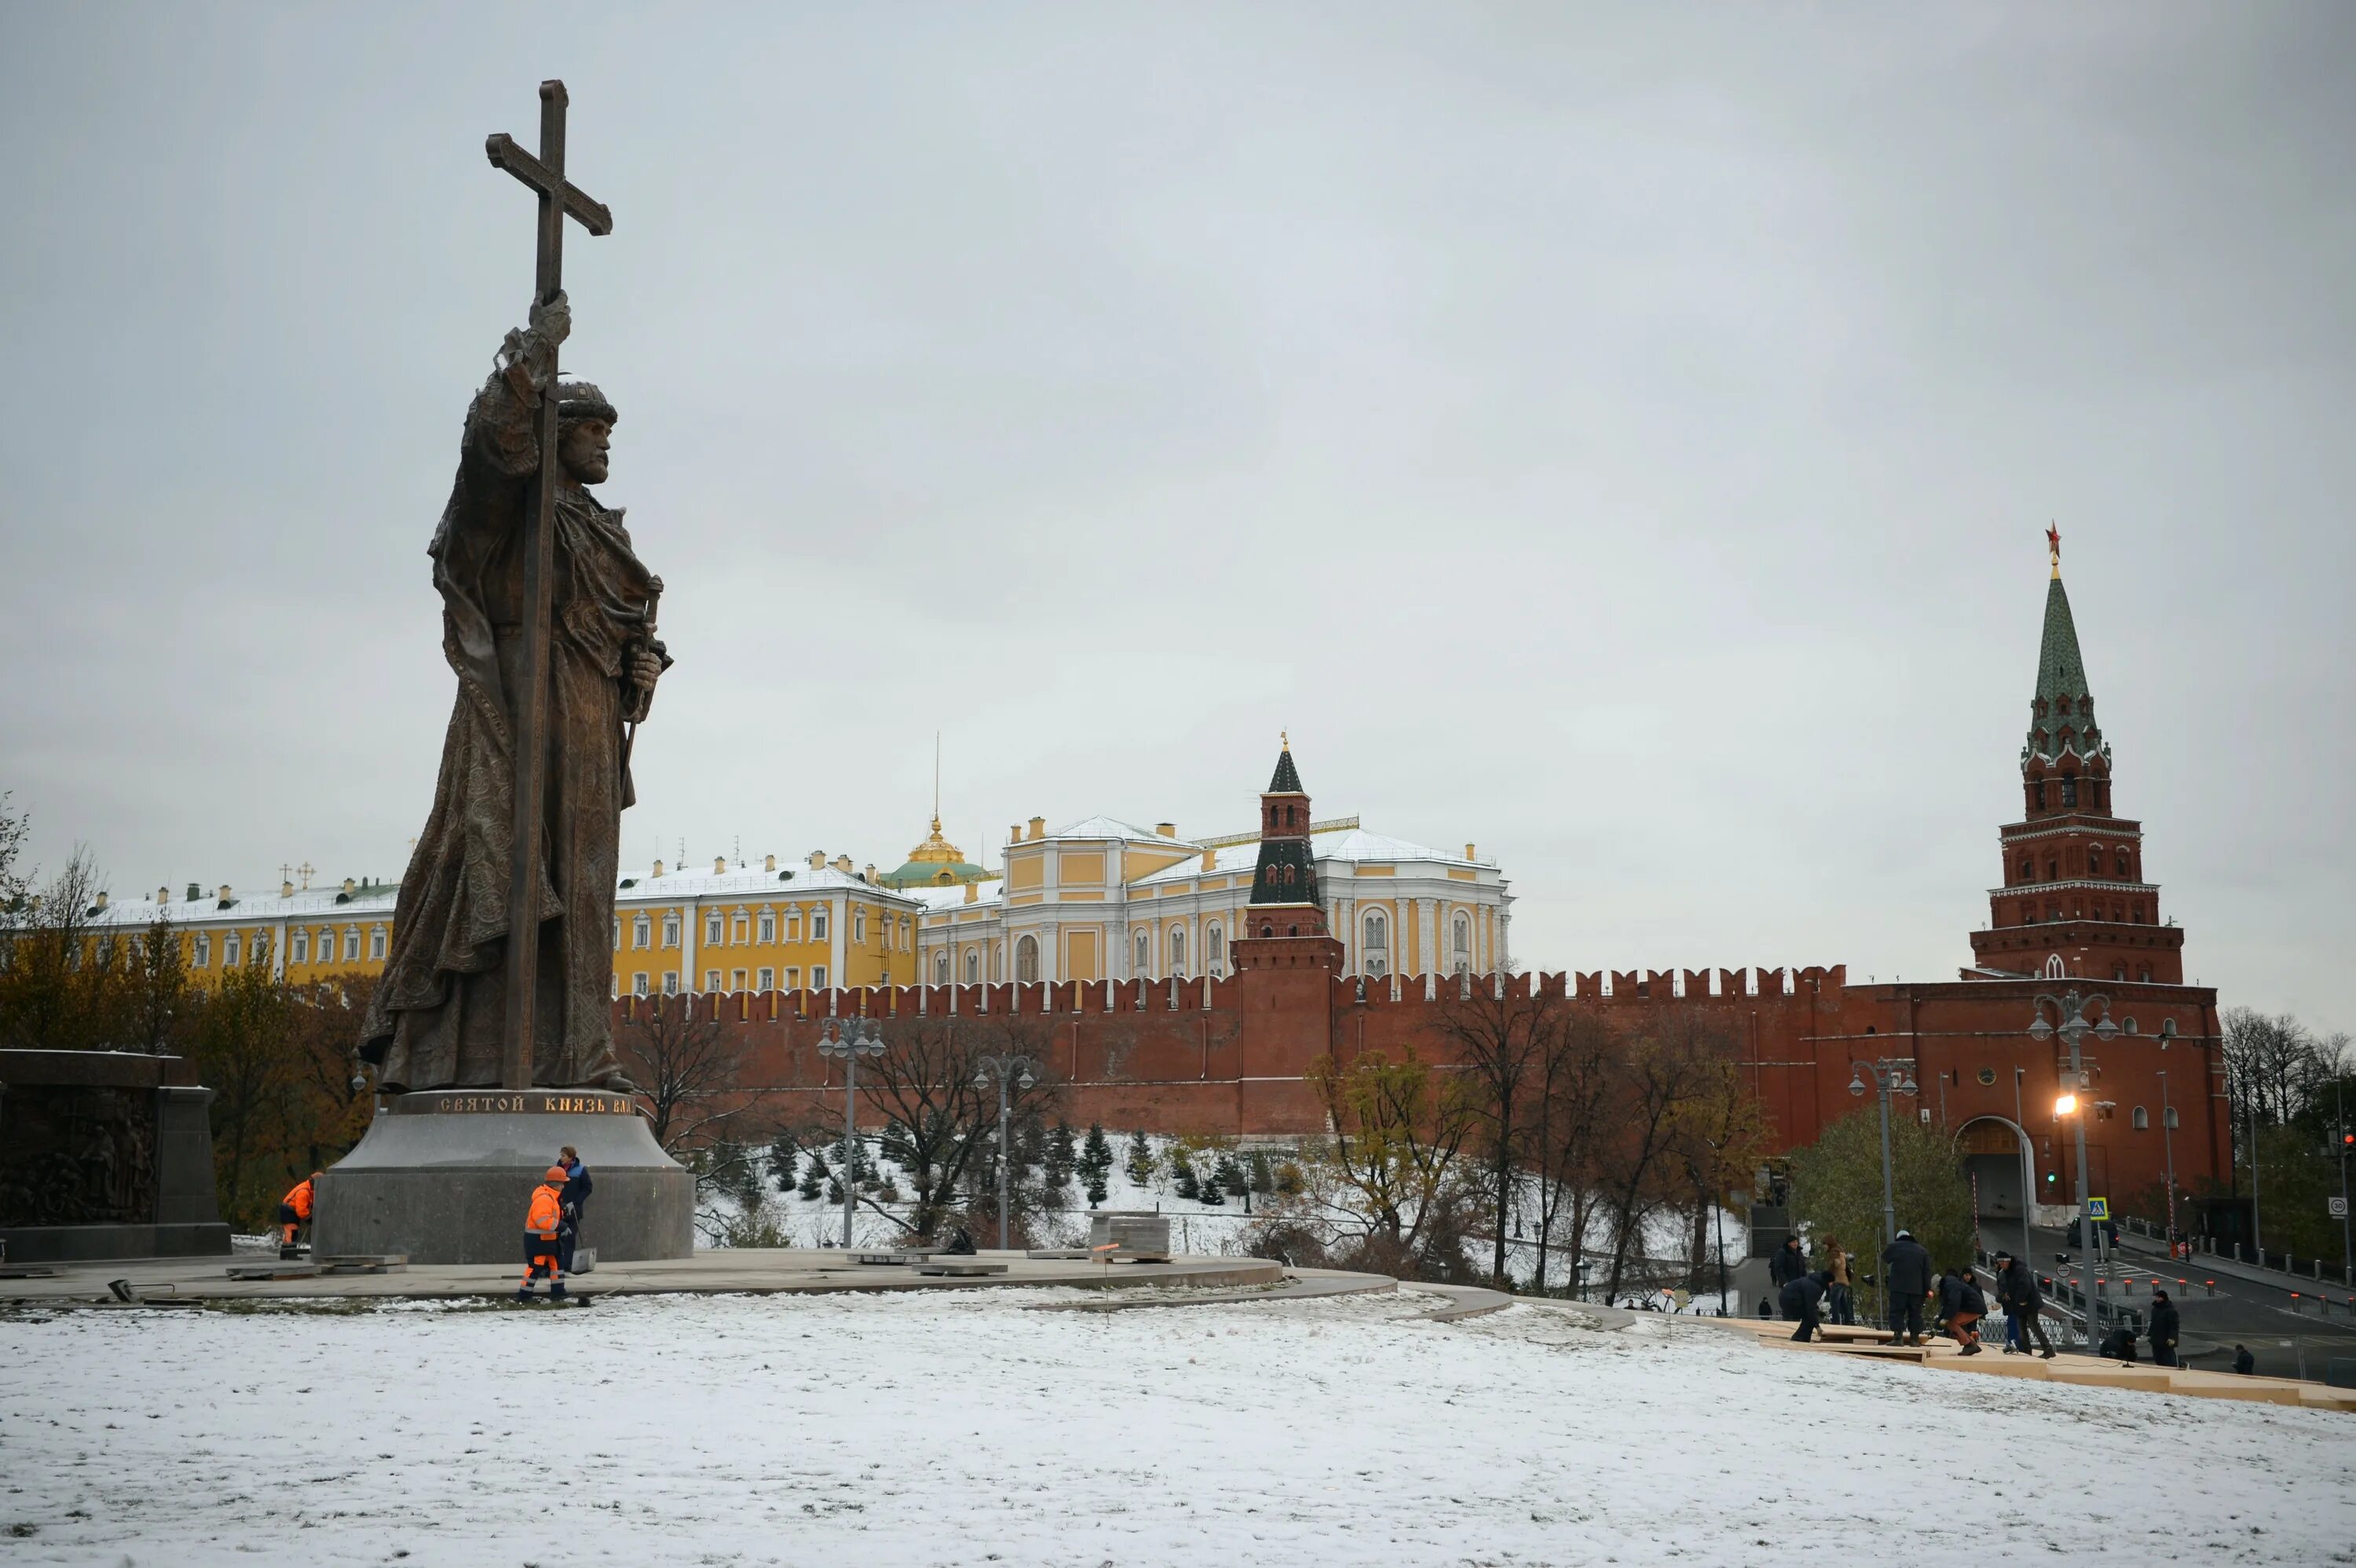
485,80,612,1091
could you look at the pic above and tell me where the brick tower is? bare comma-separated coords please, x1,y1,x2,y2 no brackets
1966,533,2186,984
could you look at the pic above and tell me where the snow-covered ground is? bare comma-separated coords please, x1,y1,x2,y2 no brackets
5,1288,2350,1566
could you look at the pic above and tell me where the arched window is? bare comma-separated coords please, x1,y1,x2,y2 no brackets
2061,774,2079,807
192,933,210,967
2116,853,2131,877
1452,913,1471,975
346,928,363,962
2018,858,2033,883
223,931,241,967
853,908,866,945
1363,910,1388,977
1134,930,1151,977
1260,923,1273,938
2131,1106,2149,1130
319,927,336,960
935,952,949,985
2043,953,2065,979
1205,922,1224,978
2164,1106,2179,1129
1169,926,1186,978
965,948,981,984
1016,934,1039,984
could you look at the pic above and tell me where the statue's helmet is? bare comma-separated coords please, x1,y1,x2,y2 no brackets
557,380,618,426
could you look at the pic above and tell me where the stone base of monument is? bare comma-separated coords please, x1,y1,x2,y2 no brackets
0,1049,232,1265
314,1089,693,1266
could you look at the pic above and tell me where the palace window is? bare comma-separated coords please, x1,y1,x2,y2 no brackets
1452,913,1471,969
610,974,619,999
732,914,748,945
964,948,980,984
813,910,829,941
370,926,386,960
193,934,210,967
1169,926,1186,978
293,929,309,963
634,915,651,948
785,967,801,989
732,968,747,992
706,914,723,945
758,908,776,942
812,965,828,989
704,969,720,992
633,974,649,998
1205,923,1224,978
1363,910,1388,978
2018,858,2033,883
662,971,679,996
2116,853,2131,876
662,913,681,947
344,929,361,962
1016,934,1039,985
224,931,241,967
2164,1106,2179,1129
613,919,620,952
935,952,950,985
785,908,802,941
1135,930,1151,978
853,908,866,945
898,916,911,951
758,967,774,991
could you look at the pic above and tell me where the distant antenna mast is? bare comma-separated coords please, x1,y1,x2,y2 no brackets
933,730,942,827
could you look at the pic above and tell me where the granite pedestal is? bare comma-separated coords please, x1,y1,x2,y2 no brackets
314,1089,694,1266
0,1049,232,1263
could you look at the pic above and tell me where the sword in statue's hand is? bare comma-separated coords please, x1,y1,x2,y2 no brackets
622,576,662,780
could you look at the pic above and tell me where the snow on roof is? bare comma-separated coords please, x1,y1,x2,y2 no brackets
1128,824,1493,886
1044,814,1195,845
615,864,921,906
905,882,1003,914
82,883,401,930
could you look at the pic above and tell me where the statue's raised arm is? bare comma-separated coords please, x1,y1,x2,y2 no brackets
467,291,573,481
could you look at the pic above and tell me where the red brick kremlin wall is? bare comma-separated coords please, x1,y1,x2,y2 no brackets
608,958,2225,1204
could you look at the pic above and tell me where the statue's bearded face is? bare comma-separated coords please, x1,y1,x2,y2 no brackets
559,418,612,485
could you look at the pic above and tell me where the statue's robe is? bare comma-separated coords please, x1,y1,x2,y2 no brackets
360,352,661,1091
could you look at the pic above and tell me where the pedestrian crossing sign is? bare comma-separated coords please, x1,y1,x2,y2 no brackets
2087,1197,2109,1219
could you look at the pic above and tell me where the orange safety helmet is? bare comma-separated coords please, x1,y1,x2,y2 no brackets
543,1166,569,1184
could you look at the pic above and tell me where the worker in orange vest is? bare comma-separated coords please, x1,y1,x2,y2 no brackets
518,1166,569,1303
278,1172,321,1260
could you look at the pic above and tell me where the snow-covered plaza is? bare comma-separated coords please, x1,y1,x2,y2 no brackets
5,1286,2350,1566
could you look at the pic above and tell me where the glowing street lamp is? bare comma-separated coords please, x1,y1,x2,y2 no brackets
2031,988,2118,1348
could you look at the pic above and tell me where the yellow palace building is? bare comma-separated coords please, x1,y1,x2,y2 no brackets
60,850,927,999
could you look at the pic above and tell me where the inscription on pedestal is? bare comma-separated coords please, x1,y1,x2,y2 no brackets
391,1090,642,1117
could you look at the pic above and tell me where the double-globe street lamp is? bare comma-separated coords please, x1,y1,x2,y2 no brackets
817,1019,886,1249
2029,987,2119,1349
972,1054,1037,1251
1849,1058,1920,1252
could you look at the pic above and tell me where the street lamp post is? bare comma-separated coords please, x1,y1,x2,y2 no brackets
816,1019,885,1249
1848,1058,1921,1263
2157,1018,2179,1257
2029,988,2119,1350
972,1053,1037,1251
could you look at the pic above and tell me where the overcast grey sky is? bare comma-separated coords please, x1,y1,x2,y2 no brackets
2,5,2350,1029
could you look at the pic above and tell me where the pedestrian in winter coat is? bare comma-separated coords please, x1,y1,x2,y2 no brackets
1881,1230,1933,1345
1992,1250,2057,1358
556,1146,593,1275
2233,1343,2255,1375
1780,1270,1831,1343
2147,1291,2182,1368
1769,1236,1809,1291
1823,1237,1855,1326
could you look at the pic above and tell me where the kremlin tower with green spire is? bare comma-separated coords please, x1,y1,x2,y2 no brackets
1966,532,2186,985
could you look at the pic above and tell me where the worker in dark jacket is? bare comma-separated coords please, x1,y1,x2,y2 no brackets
1992,1250,2058,1358
518,1166,570,1303
2232,1343,2255,1375
1881,1230,1933,1346
2147,1290,2182,1368
1769,1235,1808,1299
1780,1269,1832,1343
1937,1268,1986,1354
556,1145,593,1275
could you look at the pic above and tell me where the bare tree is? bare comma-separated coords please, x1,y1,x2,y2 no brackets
1522,1004,1622,1294
859,1013,1059,1242
0,850,111,1052
617,996,774,1157
1307,1044,1476,1270
1596,1016,1729,1305
1429,975,1563,1287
